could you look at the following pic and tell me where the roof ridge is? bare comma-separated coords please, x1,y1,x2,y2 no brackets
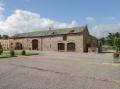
13,26,86,38
17,26,85,34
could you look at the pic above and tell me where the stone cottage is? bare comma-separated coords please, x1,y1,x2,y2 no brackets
11,26,98,52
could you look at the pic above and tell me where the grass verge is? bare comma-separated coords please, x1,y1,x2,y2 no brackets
0,50,39,59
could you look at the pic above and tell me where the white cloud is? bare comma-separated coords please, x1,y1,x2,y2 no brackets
0,3,119,38
90,24,120,38
0,9,79,35
86,17,95,22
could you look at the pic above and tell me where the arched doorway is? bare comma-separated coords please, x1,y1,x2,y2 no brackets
32,39,38,50
58,43,65,51
67,43,75,52
16,42,23,50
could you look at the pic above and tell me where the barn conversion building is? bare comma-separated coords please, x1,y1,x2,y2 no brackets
8,26,99,52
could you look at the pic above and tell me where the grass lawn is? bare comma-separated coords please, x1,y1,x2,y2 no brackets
0,52,11,58
0,50,39,58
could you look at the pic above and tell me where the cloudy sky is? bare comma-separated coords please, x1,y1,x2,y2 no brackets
0,0,120,38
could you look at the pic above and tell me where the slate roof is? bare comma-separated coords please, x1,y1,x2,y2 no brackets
13,26,86,38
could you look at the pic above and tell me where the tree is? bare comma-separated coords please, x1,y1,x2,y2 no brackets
106,33,115,46
106,32,120,46
2,35,9,39
115,32,120,38
114,37,120,52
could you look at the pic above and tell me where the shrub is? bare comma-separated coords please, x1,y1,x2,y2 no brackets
0,43,3,55
22,50,26,55
113,52,119,58
10,50,15,57
0,49,3,55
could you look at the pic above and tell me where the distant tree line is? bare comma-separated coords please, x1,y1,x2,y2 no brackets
101,32,120,51
0,34,9,39
101,32,120,46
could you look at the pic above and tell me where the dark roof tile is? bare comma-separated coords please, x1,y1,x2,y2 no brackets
13,26,85,38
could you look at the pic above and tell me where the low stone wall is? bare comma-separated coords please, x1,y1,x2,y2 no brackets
88,47,98,53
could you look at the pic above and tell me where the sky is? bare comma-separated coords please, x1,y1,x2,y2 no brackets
0,0,120,37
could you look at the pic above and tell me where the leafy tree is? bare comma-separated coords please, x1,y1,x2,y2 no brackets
106,32,120,46
114,37,120,52
106,33,115,46
115,32,120,38
2,35,9,39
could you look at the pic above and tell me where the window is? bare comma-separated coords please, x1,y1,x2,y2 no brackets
11,43,13,45
63,35,67,41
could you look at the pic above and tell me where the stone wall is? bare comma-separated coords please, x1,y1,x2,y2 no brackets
83,27,98,52
14,33,84,52
12,29,98,53
0,39,15,50
0,39,9,49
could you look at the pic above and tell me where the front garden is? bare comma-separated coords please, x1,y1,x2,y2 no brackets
0,41,39,59
0,50,39,58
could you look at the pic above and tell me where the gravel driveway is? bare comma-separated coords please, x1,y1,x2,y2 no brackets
0,51,120,89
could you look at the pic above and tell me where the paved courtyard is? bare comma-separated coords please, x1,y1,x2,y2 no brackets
0,52,120,89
